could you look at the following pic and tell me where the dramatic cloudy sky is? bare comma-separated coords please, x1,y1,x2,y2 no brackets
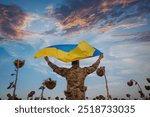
0,0,150,99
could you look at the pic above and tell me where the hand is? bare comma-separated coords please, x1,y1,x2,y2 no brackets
99,54,104,60
44,56,49,62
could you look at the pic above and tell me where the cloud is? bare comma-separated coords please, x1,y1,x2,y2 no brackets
0,4,32,40
112,31,150,43
41,28,57,35
93,19,146,33
48,0,150,35
1,1,150,40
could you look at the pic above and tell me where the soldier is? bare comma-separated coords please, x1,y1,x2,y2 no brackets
44,54,103,100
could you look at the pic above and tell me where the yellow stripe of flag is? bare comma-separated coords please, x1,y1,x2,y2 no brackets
34,40,95,62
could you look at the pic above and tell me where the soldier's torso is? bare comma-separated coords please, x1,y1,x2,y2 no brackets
65,67,87,99
66,67,87,89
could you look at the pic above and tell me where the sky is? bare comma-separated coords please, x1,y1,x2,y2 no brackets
0,0,150,100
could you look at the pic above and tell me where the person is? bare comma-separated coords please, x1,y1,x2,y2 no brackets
44,54,104,100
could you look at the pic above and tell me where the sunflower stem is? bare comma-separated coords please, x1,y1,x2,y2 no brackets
104,73,111,100
12,68,19,100
131,79,145,99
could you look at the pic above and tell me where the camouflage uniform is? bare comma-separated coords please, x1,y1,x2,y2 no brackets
47,58,101,100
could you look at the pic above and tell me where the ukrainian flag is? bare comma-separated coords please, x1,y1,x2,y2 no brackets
34,41,102,62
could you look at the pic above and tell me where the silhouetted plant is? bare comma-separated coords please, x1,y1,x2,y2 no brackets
127,80,133,86
38,78,56,100
96,96,99,100
60,98,64,100
7,82,15,89
14,60,25,68
39,85,45,100
127,79,145,99
113,98,118,100
98,95,106,100
7,59,25,100
145,86,150,90
108,95,112,99
96,66,111,100
27,91,35,100
7,93,13,100
96,67,105,76
42,78,56,90
34,97,40,100
138,91,145,98
146,78,150,83
7,93,21,100
55,96,59,100
36,78,57,100
94,95,106,100
126,94,131,99
42,97,47,100
11,73,15,76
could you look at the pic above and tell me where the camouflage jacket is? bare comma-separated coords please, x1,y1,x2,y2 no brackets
47,58,100,99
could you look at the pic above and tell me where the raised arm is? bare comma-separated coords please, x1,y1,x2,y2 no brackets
44,56,68,77
84,54,104,75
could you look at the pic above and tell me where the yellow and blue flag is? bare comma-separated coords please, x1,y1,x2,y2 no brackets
34,41,102,62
